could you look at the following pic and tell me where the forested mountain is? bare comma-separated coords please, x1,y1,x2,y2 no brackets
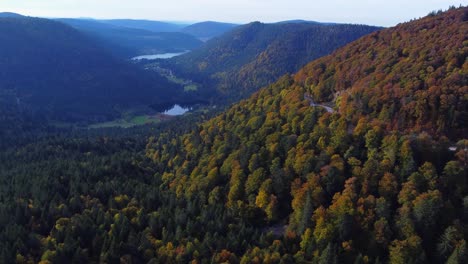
294,8,467,138
0,16,183,121
0,6,466,264
181,21,239,40
145,7,467,263
162,22,381,100
57,18,203,58
102,19,187,32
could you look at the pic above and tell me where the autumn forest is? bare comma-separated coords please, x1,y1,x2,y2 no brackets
0,5,466,264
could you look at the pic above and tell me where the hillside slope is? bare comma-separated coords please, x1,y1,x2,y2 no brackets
0,17,183,121
295,7,467,137
163,22,381,100
143,7,467,263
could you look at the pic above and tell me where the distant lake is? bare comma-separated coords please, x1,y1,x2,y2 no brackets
132,51,188,60
163,105,190,116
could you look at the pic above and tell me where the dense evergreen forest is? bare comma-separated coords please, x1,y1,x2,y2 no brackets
0,111,217,263
0,6,466,264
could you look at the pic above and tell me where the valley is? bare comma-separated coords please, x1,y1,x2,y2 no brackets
0,5,466,264
161,22,382,102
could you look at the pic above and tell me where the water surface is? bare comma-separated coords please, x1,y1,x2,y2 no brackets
132,51,188,60
163,105,190,116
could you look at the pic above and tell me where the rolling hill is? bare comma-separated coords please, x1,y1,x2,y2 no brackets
181,21,239,41
0,16,184,121
57,18,203,58
162,22,381,100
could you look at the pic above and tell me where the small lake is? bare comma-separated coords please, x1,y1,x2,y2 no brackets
132,51,188,60
163,105,190,116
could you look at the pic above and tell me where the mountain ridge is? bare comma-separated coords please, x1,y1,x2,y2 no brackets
163,21,381,100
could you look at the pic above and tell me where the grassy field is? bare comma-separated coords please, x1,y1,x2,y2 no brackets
184,84,198,92
88,115,160,129
51,98,206,130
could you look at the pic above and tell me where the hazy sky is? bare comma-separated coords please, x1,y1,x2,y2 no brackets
1,0,465,26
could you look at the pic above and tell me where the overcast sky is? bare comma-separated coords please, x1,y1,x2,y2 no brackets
1,0,465,26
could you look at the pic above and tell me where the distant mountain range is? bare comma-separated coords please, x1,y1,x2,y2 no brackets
56,18,203,58
92,19,239,40
101,19,187,32
0,13,352,48
56,18,242,56
0,13,240,57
